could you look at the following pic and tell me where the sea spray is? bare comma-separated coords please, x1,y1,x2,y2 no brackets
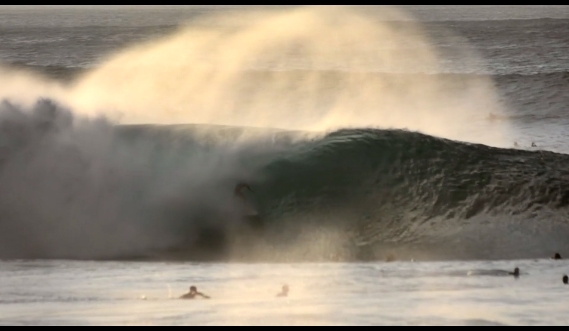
1,6,564,262
1,6,513,147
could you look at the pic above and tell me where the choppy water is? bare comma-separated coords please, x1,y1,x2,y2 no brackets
1,5,569,325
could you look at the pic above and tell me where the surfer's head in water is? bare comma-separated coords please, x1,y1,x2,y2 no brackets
277,284,289,297
563,275,568,285
180,285,210,299
553,253,562,260
509,268,520,277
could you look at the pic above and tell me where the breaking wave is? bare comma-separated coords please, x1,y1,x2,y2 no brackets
1,6,567,262
0,100,569,262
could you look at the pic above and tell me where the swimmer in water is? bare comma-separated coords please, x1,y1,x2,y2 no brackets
180,286,210,300
531,142,537,147
553,253,562,260
563,275,568,285
277,285,289,298
509,268,520,278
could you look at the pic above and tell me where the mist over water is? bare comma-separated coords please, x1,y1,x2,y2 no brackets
1,5,564,262
1,6,512,146
0,99,262,259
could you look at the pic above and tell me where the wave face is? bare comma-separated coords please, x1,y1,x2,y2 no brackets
1,100,569,262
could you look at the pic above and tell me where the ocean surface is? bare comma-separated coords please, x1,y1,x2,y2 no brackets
1,259,568,326
1,5,569,325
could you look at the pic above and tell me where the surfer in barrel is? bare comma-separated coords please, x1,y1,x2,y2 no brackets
234,183,253,200
234,182,264,234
